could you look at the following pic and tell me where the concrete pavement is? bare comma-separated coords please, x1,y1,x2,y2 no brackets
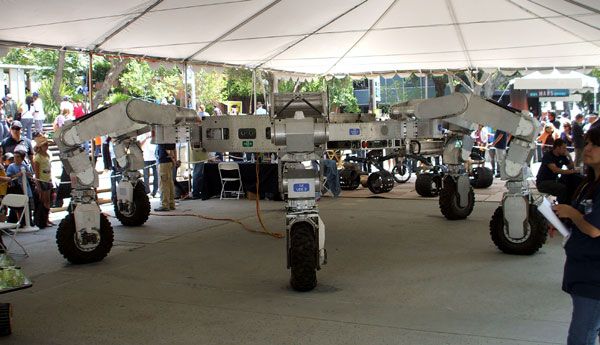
1,194,570,345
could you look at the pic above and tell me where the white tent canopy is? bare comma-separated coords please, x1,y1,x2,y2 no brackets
513,70,599,91
2,0,600,75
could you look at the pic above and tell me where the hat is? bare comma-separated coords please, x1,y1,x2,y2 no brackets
6,94,12,99
10,120,22,129
34,135,48,147
3,153,13,161
32,92,39,97
13,145,27,155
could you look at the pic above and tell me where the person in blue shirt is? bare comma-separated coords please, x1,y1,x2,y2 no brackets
6,150,33,198
491,129,510,177
553,125,600,344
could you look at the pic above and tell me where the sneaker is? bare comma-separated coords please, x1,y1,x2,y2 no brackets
154,207,170,212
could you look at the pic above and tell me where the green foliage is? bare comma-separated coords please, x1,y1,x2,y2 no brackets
2,48,85,88
37,79,75,122
118,60,182,102
328,76,360,113
92,57,112,83
106,92,132,105
224,68,254,99
119,60,154,99
195,69,227,109
278,78,325,93
153,66,183,101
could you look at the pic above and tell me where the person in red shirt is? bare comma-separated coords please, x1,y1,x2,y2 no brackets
73,101,85,119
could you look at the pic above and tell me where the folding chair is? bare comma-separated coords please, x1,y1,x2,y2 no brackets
218,162,244,200
0,194,30,256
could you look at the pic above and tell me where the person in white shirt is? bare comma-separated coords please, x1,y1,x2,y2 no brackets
31,92,45,135
138,133,158,197
254,102,267,115
59,96,74,117
197,104,209,117
20,95,34,140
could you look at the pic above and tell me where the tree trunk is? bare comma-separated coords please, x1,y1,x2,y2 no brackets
292,78,301,92
52,50,66,104
92,58,129,110
432,75,447,97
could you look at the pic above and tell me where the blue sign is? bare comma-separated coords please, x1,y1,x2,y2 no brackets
527,89,570,97
293,183,310,193
349,128,361,135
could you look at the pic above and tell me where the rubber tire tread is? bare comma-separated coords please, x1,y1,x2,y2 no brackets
340,169,360,190
439,178,475,220
415,173,440,197
471,167,494,189
56,213,114,264
289,222,317,292
490,205,547,255
392,163,411,183
0,303,11,336
367,172,394,194
114,182,150,226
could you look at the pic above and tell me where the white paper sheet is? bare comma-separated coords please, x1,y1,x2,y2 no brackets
537,197,571,237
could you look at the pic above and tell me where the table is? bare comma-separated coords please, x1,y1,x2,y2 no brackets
201,163,281,200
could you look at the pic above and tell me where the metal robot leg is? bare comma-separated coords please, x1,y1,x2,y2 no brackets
282,161,326,292
113,138,150,226
439,134,475,220
55,147,114,264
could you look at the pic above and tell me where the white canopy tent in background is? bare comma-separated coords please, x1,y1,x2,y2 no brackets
512,69,599,110
1,0,599,76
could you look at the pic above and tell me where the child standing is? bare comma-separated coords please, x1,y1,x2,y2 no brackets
6,149,34,226
32,136,52,228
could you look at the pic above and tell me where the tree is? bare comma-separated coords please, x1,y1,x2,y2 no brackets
1,48,85,91
195,69,227,112
119,60,154,100
92,57,129,109
328,76,360,113
51,50,66,104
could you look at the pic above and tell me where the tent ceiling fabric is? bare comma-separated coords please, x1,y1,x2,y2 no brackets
2,0,600,75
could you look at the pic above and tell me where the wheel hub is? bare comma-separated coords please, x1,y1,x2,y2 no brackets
74,229,101,252
503,223,531,243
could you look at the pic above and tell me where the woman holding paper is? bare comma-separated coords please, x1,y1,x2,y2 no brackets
553,126,600,345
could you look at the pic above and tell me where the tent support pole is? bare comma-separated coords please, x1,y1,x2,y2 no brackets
252,69,257,114
183,61,192,194
183,62,188,108
88,51,96,167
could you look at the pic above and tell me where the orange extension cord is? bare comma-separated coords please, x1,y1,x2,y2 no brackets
144,160,284,239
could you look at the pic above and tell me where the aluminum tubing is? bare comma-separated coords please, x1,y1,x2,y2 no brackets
272,122,287,146
313,122,328,145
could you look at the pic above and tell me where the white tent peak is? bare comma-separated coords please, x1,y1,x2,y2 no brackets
513,69,599,92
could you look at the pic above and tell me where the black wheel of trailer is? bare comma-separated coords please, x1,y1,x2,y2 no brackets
415,173,441,197
367,172,395,194
0,303,12,336
289,222,317,292
339,169,361,190
56,213,114,264
490,205,547,255
391,162,411,183
470,167,494,189
114,181,150,226
439,177,474,220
